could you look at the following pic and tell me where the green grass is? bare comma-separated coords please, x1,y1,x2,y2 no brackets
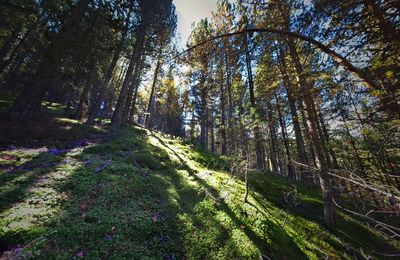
0,120,399,259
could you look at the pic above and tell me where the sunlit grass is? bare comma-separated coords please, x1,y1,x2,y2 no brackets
1,123,399,259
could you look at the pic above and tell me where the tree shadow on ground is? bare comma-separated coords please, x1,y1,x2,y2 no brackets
151,131,307,259
1,127,307,259
2,126,397,259
249,172,400,258
0,119,107,253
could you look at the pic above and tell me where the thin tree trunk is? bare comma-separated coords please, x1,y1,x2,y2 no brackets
8,0,92,119
111,25,145,128
126,55,146,125
211,109,216,153
145,45,163,128
225,52,235,154
275,94,295,178
287,36,336,226
86,17,130,125
220,64,227,154
244,159,249,203
277,45,308,179
199,74,208,148
244,32,265,169
267,102,279,173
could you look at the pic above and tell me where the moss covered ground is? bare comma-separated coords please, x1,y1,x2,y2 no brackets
0,113,399,259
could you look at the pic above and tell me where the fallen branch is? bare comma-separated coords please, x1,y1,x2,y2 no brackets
95,159,112,173
290,160,400,202
333,198,400,238
132,158,150,176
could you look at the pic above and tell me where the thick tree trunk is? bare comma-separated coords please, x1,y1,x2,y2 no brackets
77,59,97,121
76,80,92,121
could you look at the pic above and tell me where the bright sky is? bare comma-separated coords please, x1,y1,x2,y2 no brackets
173,0,218,48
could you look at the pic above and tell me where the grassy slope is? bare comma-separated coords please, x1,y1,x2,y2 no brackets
0,118,399,259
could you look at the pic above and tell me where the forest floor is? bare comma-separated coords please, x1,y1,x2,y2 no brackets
0,103,399,259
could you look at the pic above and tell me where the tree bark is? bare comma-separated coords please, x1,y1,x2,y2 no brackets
111,25,145,128
199,74,208,148
277,45,309,178
126,54,146,125
287,36,336,226
86,17,129,125
267,102,279,173
8,0,92,119
364,0,400,44
275,94,295,178
76,81,91,121
219,64,227,154
145,45,163,128
225,51,235,154
244,32,265,169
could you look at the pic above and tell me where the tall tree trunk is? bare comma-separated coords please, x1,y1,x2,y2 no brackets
199,73,208,148
277,45,308,178
8,0,92,119
76,79,92,121
314,98,339,168
211,109,216,153
267,102,279,173
225,52,235,154
287,37,336,226
76,59,97,121
86,17,129,125
219,64,227,154
275,94,295,178
126,54,146,125
145,45,163,128
244,33,265,169
298,96,317,168
111,25,145,128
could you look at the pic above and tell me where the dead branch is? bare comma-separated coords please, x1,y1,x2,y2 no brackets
333,199,400,239
290,160,400,202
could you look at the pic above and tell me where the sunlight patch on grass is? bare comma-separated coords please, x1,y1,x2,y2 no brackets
2,126,398,259
0,147,84,246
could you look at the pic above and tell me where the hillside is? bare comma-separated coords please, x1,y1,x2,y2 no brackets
0,118,398,259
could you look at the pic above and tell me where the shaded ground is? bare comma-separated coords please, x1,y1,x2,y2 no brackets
0,115,399,259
